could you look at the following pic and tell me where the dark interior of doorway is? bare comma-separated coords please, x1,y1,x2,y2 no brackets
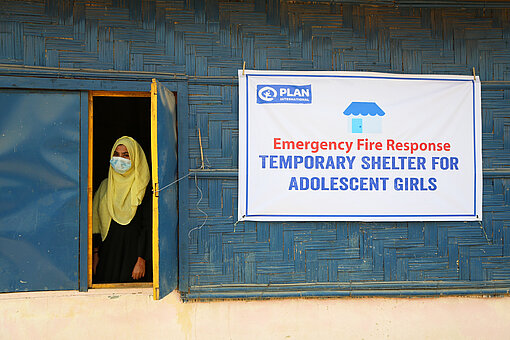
93,96,151,192
92,95,152,285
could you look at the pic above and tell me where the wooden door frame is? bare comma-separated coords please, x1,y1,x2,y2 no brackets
87,90,152,289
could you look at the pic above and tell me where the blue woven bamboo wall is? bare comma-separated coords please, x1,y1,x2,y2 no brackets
1,0,509,298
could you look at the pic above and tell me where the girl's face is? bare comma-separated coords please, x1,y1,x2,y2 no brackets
113,144,130,160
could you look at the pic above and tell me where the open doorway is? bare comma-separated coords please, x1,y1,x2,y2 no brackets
89,92,153,287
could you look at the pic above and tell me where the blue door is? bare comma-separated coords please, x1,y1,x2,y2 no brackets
151,80,178,299
0,89,80,292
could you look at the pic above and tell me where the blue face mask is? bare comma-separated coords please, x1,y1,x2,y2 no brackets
110,156,132,174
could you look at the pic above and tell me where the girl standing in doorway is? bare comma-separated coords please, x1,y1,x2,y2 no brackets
92,136,152,283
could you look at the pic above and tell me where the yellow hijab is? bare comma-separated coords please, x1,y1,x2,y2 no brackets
92,136,150,241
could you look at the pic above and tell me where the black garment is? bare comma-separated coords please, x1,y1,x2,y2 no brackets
93,190,152,283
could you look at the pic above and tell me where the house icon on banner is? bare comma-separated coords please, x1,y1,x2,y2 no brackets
343,102,385,133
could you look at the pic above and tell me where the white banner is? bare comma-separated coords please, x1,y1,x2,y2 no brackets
238,70,482,222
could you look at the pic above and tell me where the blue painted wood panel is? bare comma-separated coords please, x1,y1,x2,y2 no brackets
155,81,179,299
0,0,510,298
0,89,80,292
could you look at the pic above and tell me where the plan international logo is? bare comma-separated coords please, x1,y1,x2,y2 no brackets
256,84,312,104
